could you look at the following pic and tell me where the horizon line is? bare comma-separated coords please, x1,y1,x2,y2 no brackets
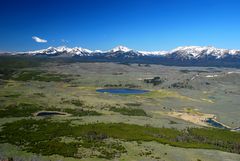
2,45,240,53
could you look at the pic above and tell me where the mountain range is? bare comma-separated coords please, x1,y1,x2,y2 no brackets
3,46,240,67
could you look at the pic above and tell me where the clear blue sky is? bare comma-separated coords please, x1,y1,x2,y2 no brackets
1,0,240,52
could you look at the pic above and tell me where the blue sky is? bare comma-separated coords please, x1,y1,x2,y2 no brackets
0,0,240,52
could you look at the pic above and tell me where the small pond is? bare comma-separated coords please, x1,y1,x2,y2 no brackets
233,127,240,131
206,118,229,129
36,111,66,116
96,88,149,94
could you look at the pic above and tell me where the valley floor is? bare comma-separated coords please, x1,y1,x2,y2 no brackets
0,58,240,161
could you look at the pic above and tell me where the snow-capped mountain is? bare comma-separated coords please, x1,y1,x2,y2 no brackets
25,46,93,56
12,45,240,67
109,46,132,53
21,45,240,59
169,46,240,59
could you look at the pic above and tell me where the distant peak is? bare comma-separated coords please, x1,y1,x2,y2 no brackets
16,45,240,60
110,45,132,52
172,46,216,51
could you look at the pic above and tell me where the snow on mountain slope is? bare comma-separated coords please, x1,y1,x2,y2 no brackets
109,46,132,53
26,46,93,56
20,45,240,59
170,46,240,59
138,50,168,56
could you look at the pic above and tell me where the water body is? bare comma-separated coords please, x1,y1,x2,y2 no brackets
233,127,240,131
96,88,149,94
36,111,66,116
206,118,229,129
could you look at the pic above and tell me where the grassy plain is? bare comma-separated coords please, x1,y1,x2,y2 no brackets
0,56,240,161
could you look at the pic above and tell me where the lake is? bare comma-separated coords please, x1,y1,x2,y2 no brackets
36,111,66,116
206,118,229,129
96,88,149,94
